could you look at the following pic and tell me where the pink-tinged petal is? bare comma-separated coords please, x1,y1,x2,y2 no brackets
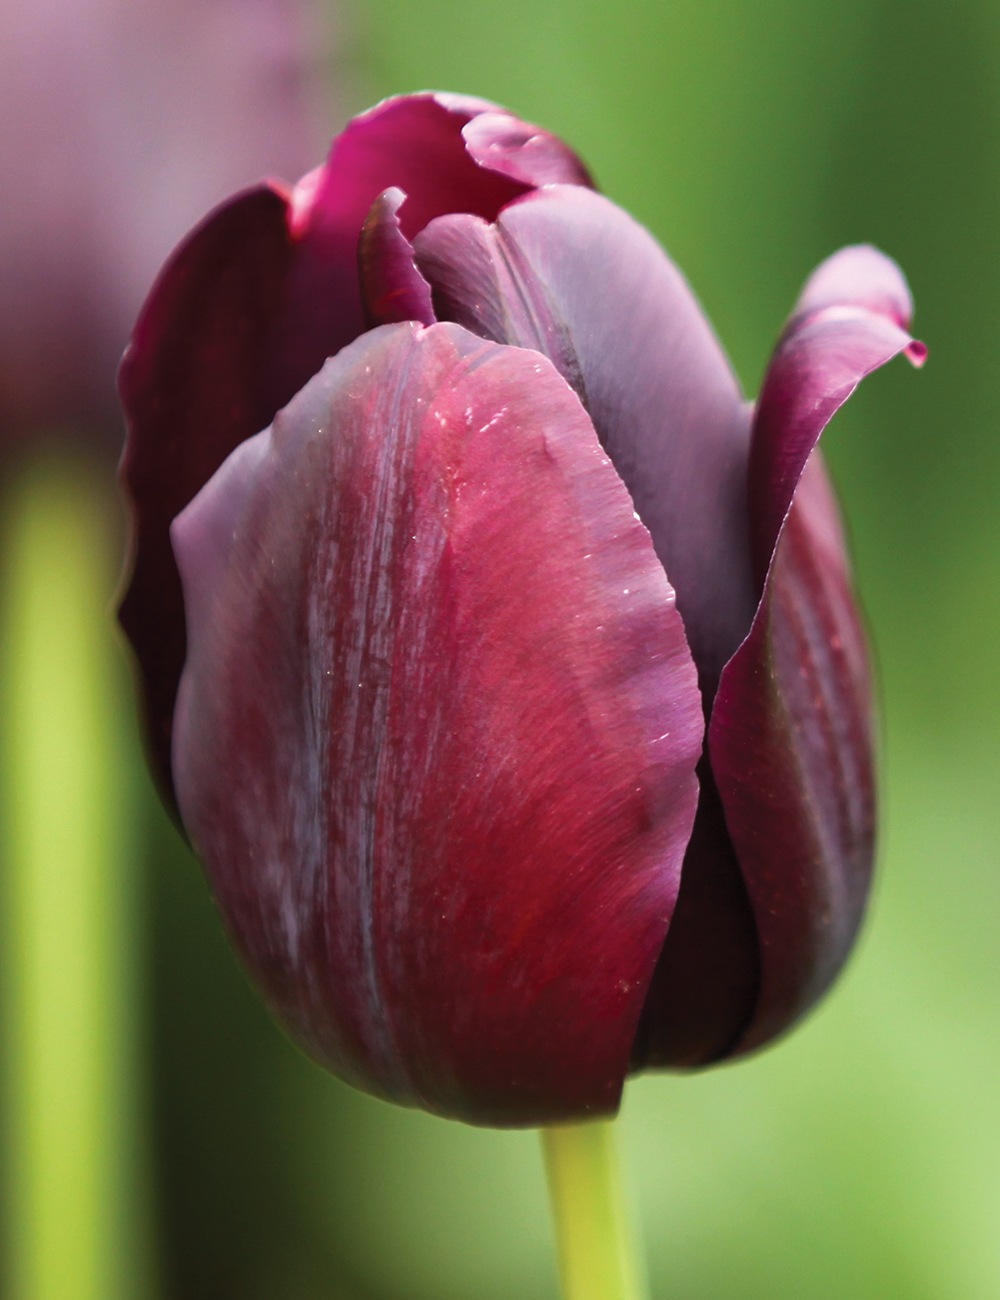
265,94,591,409
710,453,874,1050
414,185,755,695
118,184,295,807
358,189,436,328
705,246,923,1051
171,320,703,1126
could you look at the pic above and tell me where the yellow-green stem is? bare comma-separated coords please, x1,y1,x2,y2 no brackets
0,455,141,1300
541,1119,646,1300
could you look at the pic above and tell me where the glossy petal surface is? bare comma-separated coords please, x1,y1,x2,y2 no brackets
119,184,294,804
171,321,703,1126
710,247,923,1051
266,94,591,411
414,185,755,693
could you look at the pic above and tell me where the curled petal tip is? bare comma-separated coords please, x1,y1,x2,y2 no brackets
906,337,928,367
795,242,916,331
461,111,595,188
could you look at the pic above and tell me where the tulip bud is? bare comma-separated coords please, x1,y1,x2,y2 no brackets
119,93,924,1126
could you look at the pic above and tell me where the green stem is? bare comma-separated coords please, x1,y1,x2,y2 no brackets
0,454,141,1300
541,1119,646,1300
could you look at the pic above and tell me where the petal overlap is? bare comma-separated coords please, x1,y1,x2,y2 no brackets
414,185,756,694
265,94,593,410
171,320,704,1125
118,183,295,804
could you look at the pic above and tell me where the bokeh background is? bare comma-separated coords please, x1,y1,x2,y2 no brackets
4,0,1000,1297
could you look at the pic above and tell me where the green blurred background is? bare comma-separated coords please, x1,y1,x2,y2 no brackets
124,0,1000,1295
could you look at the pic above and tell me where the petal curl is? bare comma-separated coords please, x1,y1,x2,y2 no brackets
748,245,925,583
414,185,755,694
171,321,703,1126
267,94,593,409
118,183,294,806
709,247,923,1051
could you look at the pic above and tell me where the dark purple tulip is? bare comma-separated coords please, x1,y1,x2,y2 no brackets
119,93,925,1126
0,0,329,450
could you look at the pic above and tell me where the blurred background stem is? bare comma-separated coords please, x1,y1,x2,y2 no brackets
0,453,145,1300
542,1119,646,1300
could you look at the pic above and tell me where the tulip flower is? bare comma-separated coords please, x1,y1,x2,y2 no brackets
119,92,924,1127
0,0,330,451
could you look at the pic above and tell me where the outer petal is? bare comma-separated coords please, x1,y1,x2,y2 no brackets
413,186,755,693
709,247,924,1052
171,321,703,1126
748,247,926,583
266,94,593,410
118,184,295,805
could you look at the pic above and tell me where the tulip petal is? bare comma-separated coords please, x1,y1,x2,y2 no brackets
358,189,437,329
118,183,295,806
171,320,703,1126
709,247,923,1051
266,94,592,410
413,185,756,694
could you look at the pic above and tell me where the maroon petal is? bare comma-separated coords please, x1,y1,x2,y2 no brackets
118,183,295,807
265,94,592,412
170,320,703,1126
413,185,755,695
708,247,924,1052
358,189,436,329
